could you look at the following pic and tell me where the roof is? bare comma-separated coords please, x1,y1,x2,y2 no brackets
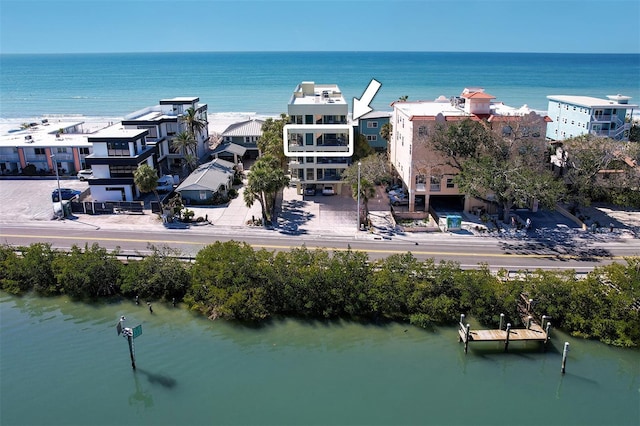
221,119,265,137
289,82,347,106
0,118,96,148
394,92,550,122
359,111,392,120
461,91,495,100
211,142,247,156
175,158,235,192
547,95,638,109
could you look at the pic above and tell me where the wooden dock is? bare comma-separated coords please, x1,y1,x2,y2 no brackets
458,294,552,353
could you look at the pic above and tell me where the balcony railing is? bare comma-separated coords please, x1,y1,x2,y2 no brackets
0,154,20,162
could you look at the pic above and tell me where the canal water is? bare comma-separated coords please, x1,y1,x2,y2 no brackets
1,292,638,426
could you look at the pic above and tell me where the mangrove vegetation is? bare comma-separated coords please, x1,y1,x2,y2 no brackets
1,241,638,347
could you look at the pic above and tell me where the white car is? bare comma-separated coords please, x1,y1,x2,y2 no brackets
322,186,335,196
76,169,93,181
156,175,176,193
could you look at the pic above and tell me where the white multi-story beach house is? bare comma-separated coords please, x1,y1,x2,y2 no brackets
121,97,209,175
84,127,155,202
545,94,637,141
285,82,351,195
390,88,551,215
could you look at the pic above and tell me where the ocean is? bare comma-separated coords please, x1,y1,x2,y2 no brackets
1,52,639,119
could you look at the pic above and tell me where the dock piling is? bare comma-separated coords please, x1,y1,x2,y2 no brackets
504,323,511,352
499,313,504,331
561,342,569,374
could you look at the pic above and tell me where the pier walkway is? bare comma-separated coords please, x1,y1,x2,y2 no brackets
458,294,552,353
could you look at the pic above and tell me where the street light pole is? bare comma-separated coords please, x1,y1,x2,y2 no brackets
357,161,361,231
51,154,62,218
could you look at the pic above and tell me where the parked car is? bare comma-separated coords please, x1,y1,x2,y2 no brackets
52,188,81,202
389,193,409,206
388,188,406,198
304,185,317,196
156,175,176,193
76,169,93,181
322,185,335,196
385,183,401,193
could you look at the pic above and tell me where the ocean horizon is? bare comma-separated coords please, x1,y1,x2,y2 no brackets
1,51,639,119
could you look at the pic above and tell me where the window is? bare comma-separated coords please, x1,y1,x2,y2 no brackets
430,176,441,192
502,126,512,136
446,178,455,188
138,126,157,139
34,148,46,155
56,147,67,153
306,157,314,163
366,135,377,141
107,141,130,156
79,147,90,155
415,174,426,184
418,126,428,137
367,121,378,128
306,168,314,181
109,165,137,177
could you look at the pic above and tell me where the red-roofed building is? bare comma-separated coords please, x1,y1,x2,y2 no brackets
390,88,551,216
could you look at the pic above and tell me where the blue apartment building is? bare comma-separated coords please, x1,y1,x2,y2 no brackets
546,94,637,141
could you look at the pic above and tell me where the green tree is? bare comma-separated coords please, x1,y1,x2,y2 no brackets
171,131,198,172
380,122,392,144
52,243,122,299
354,134,374,160
121,245,191,301
187,241,270,320
561,135,639,209
431,118,565,221
134,164,162,207
243,154,290,226
257,114,289,168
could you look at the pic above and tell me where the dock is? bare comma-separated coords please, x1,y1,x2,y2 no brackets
458,294,552,353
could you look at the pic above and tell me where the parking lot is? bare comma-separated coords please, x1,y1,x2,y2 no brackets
0,177,90,222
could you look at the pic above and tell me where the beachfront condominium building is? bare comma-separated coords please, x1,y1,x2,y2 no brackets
122,97,209,175
84,127,155,202
285,82,351,194
546,94,637,142
390,88,551,215
0,118,93,176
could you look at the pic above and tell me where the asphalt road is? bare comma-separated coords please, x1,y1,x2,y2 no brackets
1,222,638,273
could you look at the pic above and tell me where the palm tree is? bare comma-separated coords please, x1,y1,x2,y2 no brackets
172,131,198,172
134,164,162,208
180,107,207,139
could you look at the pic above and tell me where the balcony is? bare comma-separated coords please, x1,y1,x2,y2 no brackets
0,154,20,162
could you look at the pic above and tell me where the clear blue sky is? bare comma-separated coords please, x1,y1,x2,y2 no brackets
1,0,639,54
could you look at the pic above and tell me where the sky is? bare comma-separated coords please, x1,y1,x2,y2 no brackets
1,0,639,54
